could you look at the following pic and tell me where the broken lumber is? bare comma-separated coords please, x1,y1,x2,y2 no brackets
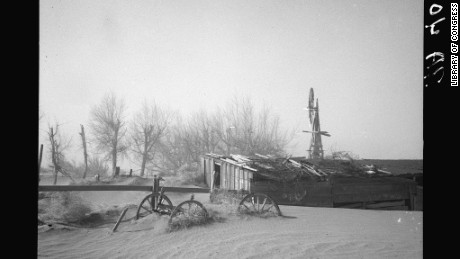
112,207,129,232
255,153,270,159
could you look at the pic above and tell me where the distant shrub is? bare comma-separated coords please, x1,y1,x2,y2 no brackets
88,157,109,177
60,159,84,178
53,156,109,179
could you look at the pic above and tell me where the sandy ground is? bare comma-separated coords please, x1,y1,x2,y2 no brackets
38,183,422,259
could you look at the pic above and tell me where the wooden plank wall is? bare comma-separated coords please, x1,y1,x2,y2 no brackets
250,180,333,207
200,157,206,186
234,166,239,189
202,156,253,193
332,182,412,203
226,163,230,189
204,158,213,189
221,162,226,188
247,171,253,192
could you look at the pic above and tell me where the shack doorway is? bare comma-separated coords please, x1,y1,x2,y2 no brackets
213,163,221,189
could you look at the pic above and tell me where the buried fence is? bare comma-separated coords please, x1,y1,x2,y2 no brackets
39,176,211,232
38,185,210,193
38,175,286,232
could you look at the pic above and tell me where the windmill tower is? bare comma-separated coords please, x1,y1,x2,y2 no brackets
304,88,330,160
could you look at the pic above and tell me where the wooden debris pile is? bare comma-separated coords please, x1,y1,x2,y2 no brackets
205,153,393,182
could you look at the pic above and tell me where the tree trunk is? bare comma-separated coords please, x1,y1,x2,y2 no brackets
140,132,150,177
140,155,147,177
112,149,117,176
50,128,59,185
53,167,58,185
80,125,89,179
112,126,119,176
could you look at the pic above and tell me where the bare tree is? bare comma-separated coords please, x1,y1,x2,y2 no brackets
151,96,292,173
89,92,128,176
183,110,220,162
212,109,235,155
215,96,290,156
79,125,89,178
157,110,221,171
156,116,190,172
88,156,109,177
130,101,172,177
46,123,73,184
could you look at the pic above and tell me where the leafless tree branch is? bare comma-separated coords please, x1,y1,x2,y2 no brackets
89,91,128,176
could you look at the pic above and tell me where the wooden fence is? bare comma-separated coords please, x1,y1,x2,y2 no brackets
38,185,210,193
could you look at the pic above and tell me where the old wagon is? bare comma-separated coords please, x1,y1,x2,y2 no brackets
200,153,418,212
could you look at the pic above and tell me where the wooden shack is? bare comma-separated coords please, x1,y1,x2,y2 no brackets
201,153,256,192
200,153,418,210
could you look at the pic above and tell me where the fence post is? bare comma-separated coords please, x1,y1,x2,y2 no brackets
152,175,159,209
129,169,133,177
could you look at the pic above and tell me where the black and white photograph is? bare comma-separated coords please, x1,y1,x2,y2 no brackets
38,0,424,258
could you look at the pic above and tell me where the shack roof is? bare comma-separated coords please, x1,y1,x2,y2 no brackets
202,153,393,182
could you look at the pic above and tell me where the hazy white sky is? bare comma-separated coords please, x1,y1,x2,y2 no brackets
39,0,423,169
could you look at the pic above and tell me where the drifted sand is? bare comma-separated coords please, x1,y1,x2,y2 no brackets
38,190,422,259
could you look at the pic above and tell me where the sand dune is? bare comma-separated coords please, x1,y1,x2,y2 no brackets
38,191,422,259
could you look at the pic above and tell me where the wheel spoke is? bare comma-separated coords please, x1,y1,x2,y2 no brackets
260,198,267,211
241,203,250,211
157,197,163,209
238,193,280,217
251,197,256,210
137,194,173,220
169,200,208,230
192,205,200,216
141,205,151,212
264,204,274,212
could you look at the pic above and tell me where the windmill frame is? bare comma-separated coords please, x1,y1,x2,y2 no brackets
305,88,329,160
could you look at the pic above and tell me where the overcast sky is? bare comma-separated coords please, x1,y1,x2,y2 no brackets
39,0,423,169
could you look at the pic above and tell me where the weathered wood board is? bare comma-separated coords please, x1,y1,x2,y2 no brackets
249,176,416,209
331,177,416,204
200,155,418,210
251,180,333,207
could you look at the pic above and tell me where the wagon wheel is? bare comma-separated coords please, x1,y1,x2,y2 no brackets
237,193,282,217
168,200,208,231
135,193,173,220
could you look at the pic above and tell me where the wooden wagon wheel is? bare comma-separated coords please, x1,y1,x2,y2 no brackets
237,193,282,217
135,193,173,220
168,200,208,230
